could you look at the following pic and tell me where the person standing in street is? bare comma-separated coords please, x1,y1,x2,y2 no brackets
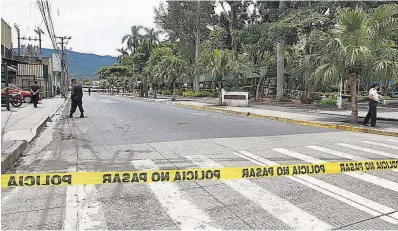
363,82,381,127
30,81,40,108
88,87,91,96
69,78,84,118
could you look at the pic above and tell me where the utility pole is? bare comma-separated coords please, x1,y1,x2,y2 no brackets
56,36,71,98
14,24,21,55
34,27,45,59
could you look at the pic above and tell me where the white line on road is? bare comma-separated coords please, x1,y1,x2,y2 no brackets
306,145,398,174
336,143,398,159
274,148,398,193
237,150,398,225
361,141,398,150
131,159,217,230
64,164,108,230
185,154,332,230
192,113,206,116
385,139,398,144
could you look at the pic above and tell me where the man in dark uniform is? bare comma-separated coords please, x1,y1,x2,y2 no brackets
70,78,84,118
88,87,91,96
30,81,40,108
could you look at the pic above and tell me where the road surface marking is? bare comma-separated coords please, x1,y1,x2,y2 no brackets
273,148,398,192
185,155,332,230
306,146,364,161
99,99,116,104
385,139,398,143
131,159,217,230
64,166,107,230
237,151,398,225
307,145,398,174
361,141,398,150
336,143,398,159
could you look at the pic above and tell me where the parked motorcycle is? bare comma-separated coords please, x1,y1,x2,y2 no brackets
1,92,23,107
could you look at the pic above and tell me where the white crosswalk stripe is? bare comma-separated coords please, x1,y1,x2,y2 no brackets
337,143,398,159
237,150,398,225
304,146,398,192
361,140,398,150
385,139,398,144
131,159,218,230
186,154,332,230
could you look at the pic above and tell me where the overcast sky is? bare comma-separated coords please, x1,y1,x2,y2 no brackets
1,0,163,57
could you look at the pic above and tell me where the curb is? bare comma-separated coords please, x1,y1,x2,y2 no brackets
1,98,69,174
173,103,398,137
1,141,27,174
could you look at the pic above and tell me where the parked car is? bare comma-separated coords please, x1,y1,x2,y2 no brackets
1,83,42,103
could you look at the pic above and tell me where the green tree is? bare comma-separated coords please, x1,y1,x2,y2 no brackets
313,4,398,122
155,0,216,92
143,27,160,55
122,25,143,54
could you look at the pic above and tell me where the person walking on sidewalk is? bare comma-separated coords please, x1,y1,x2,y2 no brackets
88,87,91,96
69,78,84,118
30,81,40,108
363,82,381,127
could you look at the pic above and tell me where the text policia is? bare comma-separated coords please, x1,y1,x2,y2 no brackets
2,159,397,188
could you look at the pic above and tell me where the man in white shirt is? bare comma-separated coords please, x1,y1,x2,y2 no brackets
363,82,380,127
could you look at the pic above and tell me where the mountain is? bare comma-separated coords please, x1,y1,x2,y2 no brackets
40,48,117,78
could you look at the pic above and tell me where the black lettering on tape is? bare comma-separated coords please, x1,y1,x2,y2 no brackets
160,172,170,181
242,169,249,178
205,170,213,179
122,173,130,183
152,172,160,182
103,174,112,183
139,173,148,182
62,175,72,185
25,176,35,186
319,165,325,173
186,171,194,180
113,174,121,183
365,162,375,171
340,163,346,172
174,171,181,181
51,175,62,185
213,170,220,179
277,166,289,176
7,176,18,187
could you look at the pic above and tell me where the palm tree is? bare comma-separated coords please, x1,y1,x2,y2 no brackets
161,55,187,101
122,25,143,54
116,47,129,64
207,49,234,105
143,27,160,55
314,4,398,122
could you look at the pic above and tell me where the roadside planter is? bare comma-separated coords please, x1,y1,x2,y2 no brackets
221,89,248,106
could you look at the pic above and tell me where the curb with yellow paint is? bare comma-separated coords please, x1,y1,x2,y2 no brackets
173,103,398,137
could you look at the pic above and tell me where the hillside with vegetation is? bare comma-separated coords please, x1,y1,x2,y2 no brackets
40,48,117,78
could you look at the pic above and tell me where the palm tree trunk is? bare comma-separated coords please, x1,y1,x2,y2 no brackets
172,82,176,101
349,74,358,122
276,0,285,101
256,75,264,101
218,81,222,106
194,0,200,93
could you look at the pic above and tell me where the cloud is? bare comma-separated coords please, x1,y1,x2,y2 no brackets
1,0,162,56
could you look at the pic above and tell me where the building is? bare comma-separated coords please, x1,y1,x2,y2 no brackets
1,18,18,85
2,18,63,98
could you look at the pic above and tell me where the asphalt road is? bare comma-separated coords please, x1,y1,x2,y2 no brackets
2,93,398,230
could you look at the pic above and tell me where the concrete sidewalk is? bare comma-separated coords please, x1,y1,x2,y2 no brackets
1,96,67,173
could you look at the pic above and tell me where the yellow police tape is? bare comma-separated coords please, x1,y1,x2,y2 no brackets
2,159,397,188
